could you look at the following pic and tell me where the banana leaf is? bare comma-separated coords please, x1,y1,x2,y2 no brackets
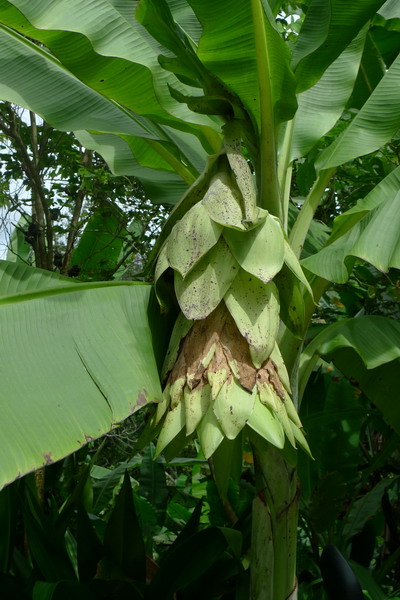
0,260,162,489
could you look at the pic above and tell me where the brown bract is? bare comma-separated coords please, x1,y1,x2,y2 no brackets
256,360,286,400
164,305,285,401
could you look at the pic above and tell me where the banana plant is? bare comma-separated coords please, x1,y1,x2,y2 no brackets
1,1,400,599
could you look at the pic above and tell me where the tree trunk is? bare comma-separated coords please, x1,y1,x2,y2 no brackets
251,445,299,600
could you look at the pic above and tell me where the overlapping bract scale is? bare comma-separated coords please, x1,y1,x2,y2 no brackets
223,214,285,283
154,306,310,459
224,269,280,368
154,143,311,459
174,237,239,320
167,201,223,277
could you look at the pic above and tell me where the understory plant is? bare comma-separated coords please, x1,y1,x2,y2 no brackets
0,0,400,598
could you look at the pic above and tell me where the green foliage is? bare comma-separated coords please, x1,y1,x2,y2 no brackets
0,443,252,599
297,368,400,599
0,102,170,274
0,1,400,598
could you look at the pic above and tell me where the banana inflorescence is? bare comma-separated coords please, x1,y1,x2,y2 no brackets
153,123,312,459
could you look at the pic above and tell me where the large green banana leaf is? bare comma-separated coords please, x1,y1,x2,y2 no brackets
347,32,386,109
302,168,400,281
0,20,205,192
0,261,162,489
299,316,400,434
74,131,200,206
317,51,400,169
186,0,297,127
290,28,366,161
0,0,218,198
292,0,388,92
1,0,212,128
0,24,151,139
377,0,400,23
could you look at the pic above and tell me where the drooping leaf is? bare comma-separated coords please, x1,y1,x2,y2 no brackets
293,0,387,92
300,316,400,435
187,0,297,128
0,1,212,198
345,191,400,272
302,177,400,281
347,31,386,110
316,52,400,169
310,315,400,370
135,0,206,94
2,0,214,129
330,165,400,241
0,22,152,139
377,0,400,22
0,260,162,489
166,0,203,45
74,131,191,206
290,28,366,161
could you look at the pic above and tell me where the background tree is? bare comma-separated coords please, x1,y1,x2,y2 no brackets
0,101,169,276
